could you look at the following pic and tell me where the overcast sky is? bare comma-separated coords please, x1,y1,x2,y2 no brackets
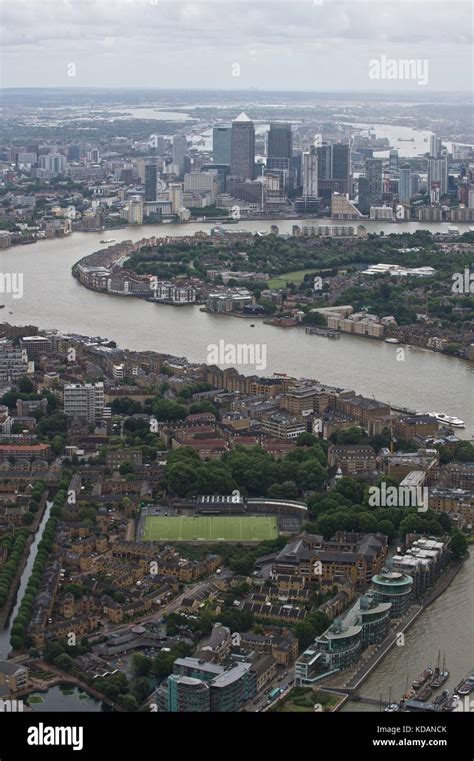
1,0,472,92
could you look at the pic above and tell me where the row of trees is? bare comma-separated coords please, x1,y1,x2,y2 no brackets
9,479,69,651
166,442,328,498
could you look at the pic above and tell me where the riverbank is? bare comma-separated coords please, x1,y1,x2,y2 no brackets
323,558,466,708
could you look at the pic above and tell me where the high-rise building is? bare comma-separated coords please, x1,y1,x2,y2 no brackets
268,123,292,161
429,135,442,159
64,382,104,423
0,342,28,383
144,164,157,202
389,149,399,174
365,158,383,208
172,135,187,177
38,153,67,174
399,166,411,203
302,148,318,197
357,176,370,215
428,158,448,196
331,144,351,195
169,183,184,213
127,198,144,225
317,144,332,180
212,124,232,165
230,113,255,181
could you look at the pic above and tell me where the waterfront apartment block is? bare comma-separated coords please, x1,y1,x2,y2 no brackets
370,570,413,618
295,594,391,685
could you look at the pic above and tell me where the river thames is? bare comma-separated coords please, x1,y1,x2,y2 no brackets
1,217,472,437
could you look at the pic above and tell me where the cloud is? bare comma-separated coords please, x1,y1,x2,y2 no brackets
1,0,472,90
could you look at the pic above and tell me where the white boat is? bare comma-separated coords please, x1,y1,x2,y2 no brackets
385,338,399,344
428,412,465,428
100,238,116,243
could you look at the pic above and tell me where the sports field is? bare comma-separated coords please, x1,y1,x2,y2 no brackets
142,515,278,542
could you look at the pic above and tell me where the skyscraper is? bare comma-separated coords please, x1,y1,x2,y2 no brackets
428,158,448,196
268,123,292,161
429,135,442,159
398,166,411,203
331,144,351,195
173,135,187,177
144,164,157,202
389,149,399,174
64,382,104,423
365,158,383,208
317,144,332,180
302,148,318,197
230,113,255,181
213,124,232,165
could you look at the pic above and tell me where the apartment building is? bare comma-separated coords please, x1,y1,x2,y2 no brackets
64,382,105,423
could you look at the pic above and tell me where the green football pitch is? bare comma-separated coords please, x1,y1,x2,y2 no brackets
142,515,278,542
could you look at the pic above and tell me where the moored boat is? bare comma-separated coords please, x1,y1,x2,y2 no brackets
412,668,432,689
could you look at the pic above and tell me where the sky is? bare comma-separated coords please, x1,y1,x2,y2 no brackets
1,0,473,92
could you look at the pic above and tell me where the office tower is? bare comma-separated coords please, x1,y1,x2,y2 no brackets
172,135,187,177
317,144,332,180
399,166,411,203
389,149,399,174
302,148,318,197
428,158,448,196
268,123,292,161
127,197,144,225
410,173,420,197
429,135,442,158
365,157,383,208
144,164,158,202
201,163,229,194
64,382,104,423
291,152,302,189
212,124,232,165
332,144,351,195
469,187,474,209
88,148,100,163
230,112,255,181
358,176,370,215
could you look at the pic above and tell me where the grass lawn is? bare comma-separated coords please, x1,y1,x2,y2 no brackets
267,269,319,289
142,515,278,542
273,688,340,713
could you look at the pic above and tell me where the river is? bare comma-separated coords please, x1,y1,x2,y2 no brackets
0,218,472,438
342,553,474,711
0,501,53,659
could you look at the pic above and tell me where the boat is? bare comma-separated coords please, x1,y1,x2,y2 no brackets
412,668,433,689
433,690,450,706
250,324,255,328
457,673,474,695
385,338,399,344
384,703,399,712
416,683,432,701
0,305,4,309
431,653,449,688
442,694,459,712
100,238,116,244
428,412,465,428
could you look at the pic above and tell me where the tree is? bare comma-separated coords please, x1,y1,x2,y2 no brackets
132,653,152,678
450,529,468,559
54,653,74,672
